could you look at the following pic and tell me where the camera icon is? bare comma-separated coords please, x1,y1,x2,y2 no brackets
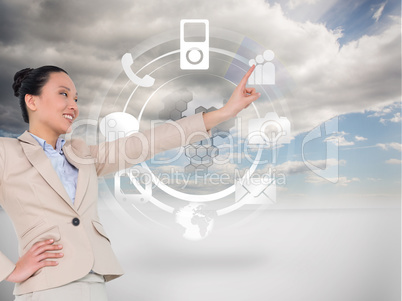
248,112,291,146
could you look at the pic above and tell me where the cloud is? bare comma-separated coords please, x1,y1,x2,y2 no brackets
305,175,359,186
287,0,318,10
380,112,401,124
368,109,393,118
390,112,401,123
274,158,345,175
355,135,367,141
324,131,354,146
336,136,354,146
283,19,400,135
372,1,387,22
385,158,401,165
367,102,399,118
368,99,401,125
377,142,402,152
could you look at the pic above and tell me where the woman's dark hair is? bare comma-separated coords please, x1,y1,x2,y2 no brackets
12,66,68,123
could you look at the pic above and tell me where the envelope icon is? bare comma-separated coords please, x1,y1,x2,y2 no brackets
235,177,276,205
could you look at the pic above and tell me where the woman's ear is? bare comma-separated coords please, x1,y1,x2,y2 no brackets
25,94,37,112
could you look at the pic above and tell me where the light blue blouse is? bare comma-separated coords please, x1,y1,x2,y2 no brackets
29,133,78,204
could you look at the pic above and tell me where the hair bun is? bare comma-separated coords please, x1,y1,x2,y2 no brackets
12,68,34,97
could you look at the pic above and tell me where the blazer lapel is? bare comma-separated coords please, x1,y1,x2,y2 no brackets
62,143,90,211
18,131,78,213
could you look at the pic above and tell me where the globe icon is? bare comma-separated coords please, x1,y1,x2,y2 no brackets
174,203,216,241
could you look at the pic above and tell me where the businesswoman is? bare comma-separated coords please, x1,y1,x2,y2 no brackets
0,65,259,300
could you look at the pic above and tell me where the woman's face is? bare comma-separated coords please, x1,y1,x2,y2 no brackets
32,72,79,136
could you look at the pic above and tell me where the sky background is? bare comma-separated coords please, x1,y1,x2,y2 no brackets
0,0,400,300
0,0,399,206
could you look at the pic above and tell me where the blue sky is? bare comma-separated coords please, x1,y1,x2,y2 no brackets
282,102,401,203
320,0,400,44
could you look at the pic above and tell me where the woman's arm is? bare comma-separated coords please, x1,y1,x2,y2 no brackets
203,65,260,130
86,66,260,177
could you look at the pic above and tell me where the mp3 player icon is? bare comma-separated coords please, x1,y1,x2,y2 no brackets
180,19,209,70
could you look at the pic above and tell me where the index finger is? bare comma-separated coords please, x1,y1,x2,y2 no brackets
238,65,256,89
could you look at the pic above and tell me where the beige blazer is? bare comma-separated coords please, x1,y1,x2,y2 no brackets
0,113,210,295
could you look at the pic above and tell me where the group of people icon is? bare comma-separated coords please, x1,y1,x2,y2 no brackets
248,50,275,85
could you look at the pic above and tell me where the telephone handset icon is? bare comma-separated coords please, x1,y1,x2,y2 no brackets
121,53,155,87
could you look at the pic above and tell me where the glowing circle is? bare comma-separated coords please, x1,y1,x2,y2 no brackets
263,50,274,61
186,48,203,64
100,112,139,141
